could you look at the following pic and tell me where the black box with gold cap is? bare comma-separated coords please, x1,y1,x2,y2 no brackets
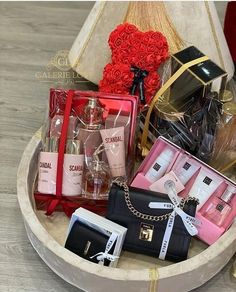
139,46,227,162
167,46,227,105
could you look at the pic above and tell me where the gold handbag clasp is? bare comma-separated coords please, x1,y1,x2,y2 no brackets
139,223,154,242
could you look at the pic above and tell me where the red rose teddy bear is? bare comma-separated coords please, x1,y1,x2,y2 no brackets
99,23,169,105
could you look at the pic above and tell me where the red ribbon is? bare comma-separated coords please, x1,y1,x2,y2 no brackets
46,90,74,216
35,193,107,217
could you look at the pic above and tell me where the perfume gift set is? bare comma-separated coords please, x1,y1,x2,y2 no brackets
131,137,236,245
35,89,138,216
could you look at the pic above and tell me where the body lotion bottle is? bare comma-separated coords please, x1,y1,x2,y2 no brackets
174,159,200,185
188,169,223,209
144,148,175,183
100,126,126,178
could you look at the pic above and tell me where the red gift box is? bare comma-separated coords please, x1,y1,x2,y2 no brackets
34,89,138,217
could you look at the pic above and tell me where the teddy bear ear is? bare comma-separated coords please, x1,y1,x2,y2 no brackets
69,1,234,85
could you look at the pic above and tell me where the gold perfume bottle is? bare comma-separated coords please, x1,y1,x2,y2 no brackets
83,160,111,199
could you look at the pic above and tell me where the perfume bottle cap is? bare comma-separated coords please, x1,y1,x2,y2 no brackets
221,185,236,203
87,98,99,108
66,140,81,155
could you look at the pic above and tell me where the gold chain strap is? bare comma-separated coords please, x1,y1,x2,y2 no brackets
114,181,199,222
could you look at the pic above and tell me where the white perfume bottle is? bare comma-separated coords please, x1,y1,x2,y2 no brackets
62,140,84,196
145,148,175,183
37,137,59,195
188,169,223,209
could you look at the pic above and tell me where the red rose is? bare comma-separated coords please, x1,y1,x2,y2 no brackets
110,84,130,95
99,63,134,95
109,34,125,51
102,63,132,83
123,23,139,34
145,71,160,88
100,83,129,95
112,49,131,64
144,71,161,104
99,78,108,89
127,31,142,51
149,31,168,45
109,23,138,50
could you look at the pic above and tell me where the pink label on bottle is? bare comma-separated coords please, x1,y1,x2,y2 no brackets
62,154,84,196
37,152,58,194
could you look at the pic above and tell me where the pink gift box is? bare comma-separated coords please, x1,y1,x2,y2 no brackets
131,136,236,245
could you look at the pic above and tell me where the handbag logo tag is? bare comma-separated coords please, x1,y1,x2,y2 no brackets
139,223,154,242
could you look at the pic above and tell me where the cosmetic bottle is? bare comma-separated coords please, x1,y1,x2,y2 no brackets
144,148,175,183
77,98,104,165
62,140,84,196
105,114,130,153
81,98,104,130
83,160,111,199
202,185,235,226
100,126,126,178
37,137,59,194
188,169,223,209
174,159,200,185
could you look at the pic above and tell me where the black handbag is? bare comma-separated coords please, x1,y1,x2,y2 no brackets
106,181,198,262
65,220,115,266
